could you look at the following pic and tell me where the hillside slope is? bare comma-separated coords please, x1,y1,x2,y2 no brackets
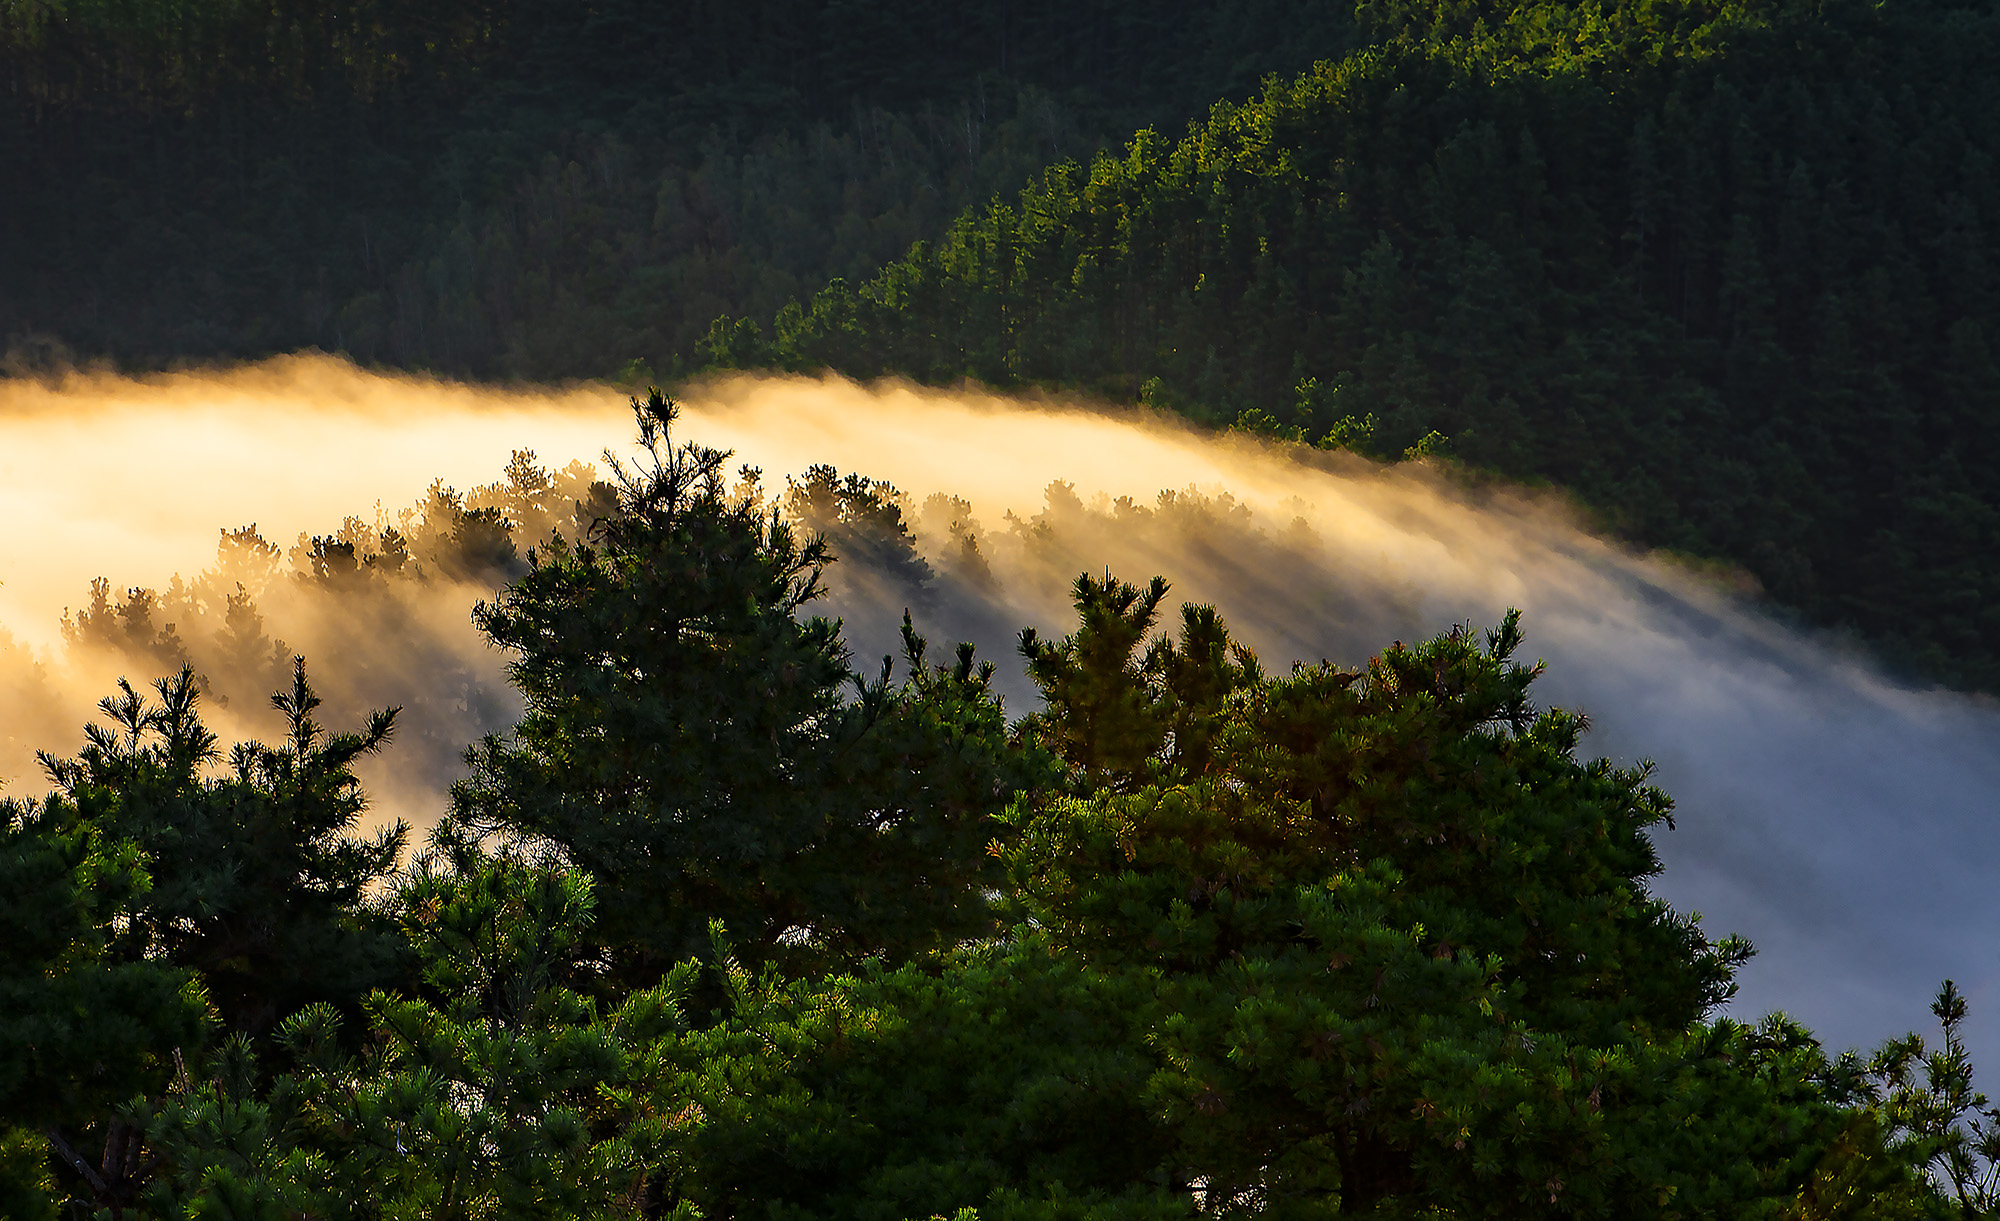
0,0,1359,378
719,0,2000,689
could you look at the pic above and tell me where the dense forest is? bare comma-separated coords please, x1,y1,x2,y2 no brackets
6,392,2000,1220
13,0,2000,1214
14,0,2000,690
698,0,2000,691
0,0,1358,377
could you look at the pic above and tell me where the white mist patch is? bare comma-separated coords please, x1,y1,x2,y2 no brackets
0,357,629,652
1,356,1994,1066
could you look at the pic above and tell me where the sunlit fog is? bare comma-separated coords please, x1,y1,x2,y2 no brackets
3,354,1995,1066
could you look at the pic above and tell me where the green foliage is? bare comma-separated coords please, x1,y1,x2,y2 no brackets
0,798,208,1219
0,814,199,1122
1827,980,2000,1218
0,1127,59,1221
447,392,1050,980
8,372,1993,1215
736,0,2000,690
649,935,1182,1221
145,852,694,1221
1018,574,1262,786
1232,382,1386,459
0,660,417,1214
993,582,1835,1215
0,0,1361,378
506,579,1926,1220
16,554,1989,1217
30,663,408,1037
783,464,938,610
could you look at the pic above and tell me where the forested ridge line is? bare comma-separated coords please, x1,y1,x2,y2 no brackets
0,0,1361,378
707,0,2000,692
18,0,2000,689
14,2,2000,1214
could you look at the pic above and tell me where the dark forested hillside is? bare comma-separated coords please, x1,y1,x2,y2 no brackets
0,0,1360,378
713,0,2000,690
20,0,2000,688
17,2,2000,1213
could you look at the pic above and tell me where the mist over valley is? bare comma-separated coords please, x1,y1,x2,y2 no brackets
9,0,2000,1213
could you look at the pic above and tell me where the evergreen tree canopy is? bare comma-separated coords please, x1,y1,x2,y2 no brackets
718,0,2000,691
0,662,411,1215
0,811,207,1219
143,851,701,1221
447,392,1050,980
469,578,1936,1219
8,545,1998,1217
990,580,1789,1213
0,0,1360,377
27,664,408,1039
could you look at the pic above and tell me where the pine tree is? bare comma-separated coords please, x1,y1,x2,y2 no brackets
447,391,1043,981
32,663,408,1038
0,803,207,1218
995,584,1860,1216
146,853,698,1221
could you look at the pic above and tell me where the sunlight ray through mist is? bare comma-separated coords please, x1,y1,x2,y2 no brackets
1,355,1994,1063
